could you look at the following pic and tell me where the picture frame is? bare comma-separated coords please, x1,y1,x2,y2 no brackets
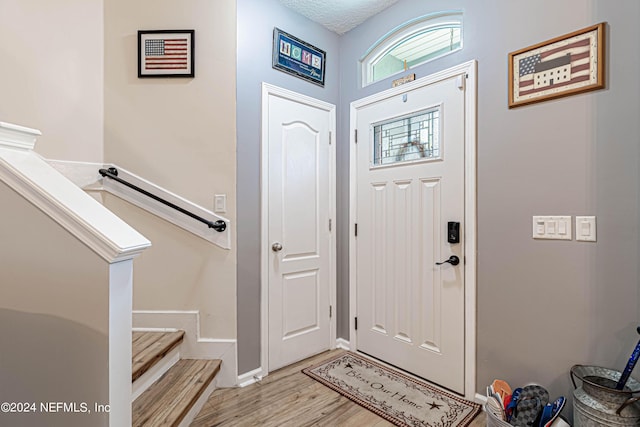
508,23,605,108
138,30,194,78
272,28,326,87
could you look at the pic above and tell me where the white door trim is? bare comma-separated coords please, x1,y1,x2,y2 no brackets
348,60,477,399
260,82,337,376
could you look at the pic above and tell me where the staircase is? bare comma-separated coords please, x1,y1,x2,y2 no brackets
132,331,221,427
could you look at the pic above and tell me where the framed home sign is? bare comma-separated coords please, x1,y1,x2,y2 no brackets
508,23,605,108
272,28,326,87
138,30,194,78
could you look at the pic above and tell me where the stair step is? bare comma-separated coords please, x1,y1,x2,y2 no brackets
132,331,185,382
132,359,221,427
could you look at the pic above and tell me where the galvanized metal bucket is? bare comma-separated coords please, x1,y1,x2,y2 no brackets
571,365,640,426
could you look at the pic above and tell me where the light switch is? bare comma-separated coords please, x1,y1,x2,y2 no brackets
546,220,556,234
582,222,591,234
576,216,596,242
533,216,572,240
214,194,227,213
558,221,567,235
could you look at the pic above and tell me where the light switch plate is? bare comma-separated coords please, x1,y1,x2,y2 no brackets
214,194,226,213
575,216,596,241
533,215,572,240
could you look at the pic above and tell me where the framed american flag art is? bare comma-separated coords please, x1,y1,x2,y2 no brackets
508,23,605,108
138,30,194,78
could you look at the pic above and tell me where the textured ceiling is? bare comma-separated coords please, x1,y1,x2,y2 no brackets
278,0,399,35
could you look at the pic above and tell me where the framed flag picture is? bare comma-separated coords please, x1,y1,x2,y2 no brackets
138,30,194,78
272,28,326,87
508,23,605,108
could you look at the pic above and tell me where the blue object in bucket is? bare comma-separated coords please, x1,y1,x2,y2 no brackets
616,326,640,390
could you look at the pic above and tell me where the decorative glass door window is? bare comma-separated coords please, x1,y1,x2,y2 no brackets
372,108,440,166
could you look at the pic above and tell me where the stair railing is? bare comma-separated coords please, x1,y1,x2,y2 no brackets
99,167,226,232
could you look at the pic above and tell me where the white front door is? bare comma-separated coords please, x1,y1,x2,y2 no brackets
354,72,467,393
262,84,335,372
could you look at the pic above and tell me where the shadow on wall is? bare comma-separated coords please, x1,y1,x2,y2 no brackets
0,308,109,427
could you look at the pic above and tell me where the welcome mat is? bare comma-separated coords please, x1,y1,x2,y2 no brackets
303,352,480,427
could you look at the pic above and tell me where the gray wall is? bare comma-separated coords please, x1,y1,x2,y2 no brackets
338,0,640,405
238,0,640,407
236,0,340,374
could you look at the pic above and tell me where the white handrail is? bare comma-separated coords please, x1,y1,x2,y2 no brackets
0,123,151,262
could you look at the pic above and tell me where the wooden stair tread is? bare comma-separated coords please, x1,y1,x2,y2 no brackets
132,331,185,382
133,359,221,427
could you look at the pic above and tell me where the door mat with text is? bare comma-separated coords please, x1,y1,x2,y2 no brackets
303,352,480,427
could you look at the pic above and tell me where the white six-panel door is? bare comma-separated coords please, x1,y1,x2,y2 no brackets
262,84,335,372
354,73,467,393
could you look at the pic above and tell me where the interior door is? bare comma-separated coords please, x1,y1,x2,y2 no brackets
266,88,334,372
355,74,466,393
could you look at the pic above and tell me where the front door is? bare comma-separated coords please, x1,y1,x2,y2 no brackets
354,72,466,393
263,84,335,372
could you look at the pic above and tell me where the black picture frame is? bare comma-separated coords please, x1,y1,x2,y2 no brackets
272,28,326,87
138,30,195,78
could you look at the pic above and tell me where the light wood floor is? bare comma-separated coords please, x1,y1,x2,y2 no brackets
191,350,486,427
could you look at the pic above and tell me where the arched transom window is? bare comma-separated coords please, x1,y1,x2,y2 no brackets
361,11,463,87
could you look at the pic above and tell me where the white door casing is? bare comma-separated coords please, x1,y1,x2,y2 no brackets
349,61,477,398
261,83,336,374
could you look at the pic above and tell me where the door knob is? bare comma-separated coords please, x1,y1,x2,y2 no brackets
272,242,283,252
435,255,460,266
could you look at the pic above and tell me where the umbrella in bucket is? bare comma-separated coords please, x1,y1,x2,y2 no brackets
616,326,640,390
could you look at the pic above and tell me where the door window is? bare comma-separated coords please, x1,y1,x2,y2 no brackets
372,107,440,166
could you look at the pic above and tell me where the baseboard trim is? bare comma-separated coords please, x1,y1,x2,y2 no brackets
133,310,237,387
336,338,350,350
237,367,263,388
132,327,180,332
475,393,488,405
